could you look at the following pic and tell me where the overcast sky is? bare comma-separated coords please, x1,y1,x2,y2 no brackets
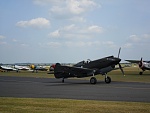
0,0,150,63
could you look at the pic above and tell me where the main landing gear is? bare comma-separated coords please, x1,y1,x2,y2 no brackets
90,74,111,84
105,76,111,83
90,77,97,84
61,75,111,84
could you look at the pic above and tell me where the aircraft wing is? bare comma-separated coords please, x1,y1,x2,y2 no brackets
54,63,95,78
125,60,140,64
126,59,149,63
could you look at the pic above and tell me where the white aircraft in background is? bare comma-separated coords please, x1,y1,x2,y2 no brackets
0,65,17,72
126,58,150,75
14,65,31,72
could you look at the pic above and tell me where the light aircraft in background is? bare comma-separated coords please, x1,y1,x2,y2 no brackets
14,65,31,72
30,64,48,72
51,48,125,84
0,65,17,72
0,64,31,72
126,58,150,75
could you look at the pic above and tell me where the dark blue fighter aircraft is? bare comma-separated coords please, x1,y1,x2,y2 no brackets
52,48,124,84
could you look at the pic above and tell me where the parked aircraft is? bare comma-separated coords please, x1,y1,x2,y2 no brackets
14,65,31,72
126,58,150,75
0,65,17,72
30,64,48,72
52,48,124,84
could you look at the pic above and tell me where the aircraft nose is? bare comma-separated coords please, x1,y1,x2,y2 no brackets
114,58,121,64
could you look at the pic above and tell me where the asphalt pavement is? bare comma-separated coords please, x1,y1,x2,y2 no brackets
0,76,150,102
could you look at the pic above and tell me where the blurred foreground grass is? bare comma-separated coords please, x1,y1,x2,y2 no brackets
0,97,150,113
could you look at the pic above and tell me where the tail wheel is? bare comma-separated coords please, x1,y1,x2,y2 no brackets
90,77,97,84
139,72,143,75
105,76,111,84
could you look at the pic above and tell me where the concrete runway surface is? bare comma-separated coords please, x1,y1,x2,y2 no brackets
0,76,150,102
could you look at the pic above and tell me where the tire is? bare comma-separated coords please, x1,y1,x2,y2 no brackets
90,77,97,84
139,72,143,75
62,79,64,83
105,76,111,84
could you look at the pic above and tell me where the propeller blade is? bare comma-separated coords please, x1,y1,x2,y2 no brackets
140,57,143,62
139,57,143,68
119,63,125,76
118,47,121,58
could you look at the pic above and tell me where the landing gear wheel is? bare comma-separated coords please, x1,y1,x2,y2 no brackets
105,76,111,84
62,78,64,83
90,77,97,84
139,72,143,75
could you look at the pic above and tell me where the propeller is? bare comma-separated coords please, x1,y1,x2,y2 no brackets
119,63,125,76
117,47,125,76
118,47,121,58
139,57,143,68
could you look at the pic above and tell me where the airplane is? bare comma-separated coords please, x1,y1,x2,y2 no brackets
0,65,17,72
30,64,48,72
51,48,125,84
125,58,150,75
14,65,31,72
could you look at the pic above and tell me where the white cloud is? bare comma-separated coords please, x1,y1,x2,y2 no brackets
48,0,98,14
128,35,141,42
102,41,116,47
12,39,18,42
128,34,150,43
0,35,6,39
63,24,77,31
0,35,7,45
65,41,101,47
16,18,50,28
47,42,61,47
69,16,86,22
49,30,60,38
123,34,150,48
87,25,104,33
49,24,104,38
0,41,7,45
123,43,133,48
33,0,100,26
21,43,29,47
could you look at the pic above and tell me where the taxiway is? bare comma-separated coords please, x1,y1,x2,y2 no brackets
0,76,150,102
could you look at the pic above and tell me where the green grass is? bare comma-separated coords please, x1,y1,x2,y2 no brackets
0,67,150,83
0,97,150,113
0,71,53,78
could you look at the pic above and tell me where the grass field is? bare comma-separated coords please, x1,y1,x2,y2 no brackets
0,67,150,113
0,98,150,113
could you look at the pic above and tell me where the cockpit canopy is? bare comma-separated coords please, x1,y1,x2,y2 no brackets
74,59,91,67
